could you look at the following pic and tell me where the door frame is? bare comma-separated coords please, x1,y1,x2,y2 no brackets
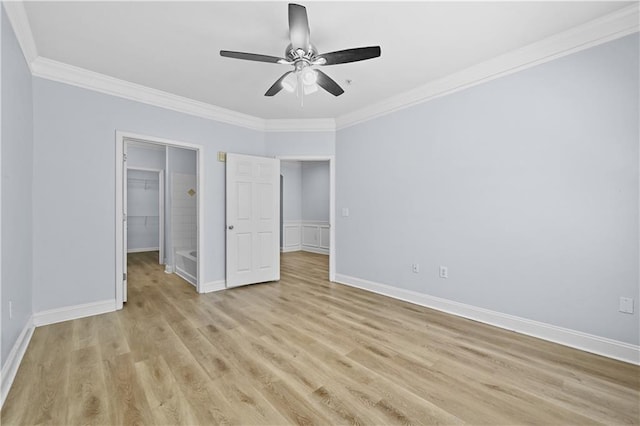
126,167,165,264
277,155,335,282
115,131,205,310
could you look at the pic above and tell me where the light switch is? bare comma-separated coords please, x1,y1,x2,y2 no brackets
342,208,349,217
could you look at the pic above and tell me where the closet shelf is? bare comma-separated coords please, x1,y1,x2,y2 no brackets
128,178,160,190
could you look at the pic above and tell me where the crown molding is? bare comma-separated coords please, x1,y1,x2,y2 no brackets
6,2,638,133
31,57,266,131
2,1,38,69
265,118,335,132
335,3,640,130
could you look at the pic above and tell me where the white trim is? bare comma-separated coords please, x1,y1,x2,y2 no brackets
4,5,637,132
265,119,336,132
116,131,205,309
336,4,639,129
31,57,265,131
2,2,37,69
32,300,116,327
126,165,163,173
281,246,301,253
335,274,640,365
277,156,335,282
200,280,226,293
301,220,330,226
175,267,197,287
0,317,34,409
282,221,302,251
127,247,160,253
8,5,635,133
301,246,329,256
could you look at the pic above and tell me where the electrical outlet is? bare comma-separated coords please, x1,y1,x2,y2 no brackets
619,297,634,314
9,301,12,320
439,266,448,279
412,264,419,273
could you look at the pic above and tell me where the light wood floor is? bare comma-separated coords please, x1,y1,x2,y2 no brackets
2,251,639,425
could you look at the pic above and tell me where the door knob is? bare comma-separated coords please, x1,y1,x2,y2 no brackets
228,225,234,230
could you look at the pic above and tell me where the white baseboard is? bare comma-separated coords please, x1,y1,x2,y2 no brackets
127,247,159,253
281,245,301,253
200,279,226,293
335,274,640,365
302,246,329,255
175,267,197,286
32,299,116,327
1,317,34,408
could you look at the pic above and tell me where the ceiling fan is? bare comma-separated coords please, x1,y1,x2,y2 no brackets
220,3,381,98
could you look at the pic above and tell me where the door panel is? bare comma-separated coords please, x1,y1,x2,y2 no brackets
226,153,280,288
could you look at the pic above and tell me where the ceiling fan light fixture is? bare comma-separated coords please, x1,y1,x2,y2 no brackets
281,72,297,92
303,83,318,95
301,67,317,86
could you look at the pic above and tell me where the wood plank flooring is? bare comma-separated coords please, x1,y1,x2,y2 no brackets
2,251,639,425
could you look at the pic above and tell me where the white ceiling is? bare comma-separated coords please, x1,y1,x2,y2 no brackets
22,1,632,120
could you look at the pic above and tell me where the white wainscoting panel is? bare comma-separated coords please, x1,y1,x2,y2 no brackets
301,221,330,255
320,226,330,249
283,222,302,252
282,221,329,254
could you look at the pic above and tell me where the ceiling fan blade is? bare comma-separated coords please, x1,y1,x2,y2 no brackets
289,3,310,50
315,70,344,96
265,71,293,96
318,46,381,65
220,50,285,64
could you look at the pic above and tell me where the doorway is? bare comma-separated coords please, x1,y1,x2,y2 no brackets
278,156,335,281
115,131,204,310
126,167,165,265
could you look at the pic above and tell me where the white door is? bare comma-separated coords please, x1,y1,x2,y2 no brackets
122,144,128,302
226,153,280,288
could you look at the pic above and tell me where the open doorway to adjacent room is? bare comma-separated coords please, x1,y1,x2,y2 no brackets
278,156,335,281
115,132,203,309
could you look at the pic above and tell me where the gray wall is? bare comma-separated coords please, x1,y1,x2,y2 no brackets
1,6,34,366
280,161,302,222
301,161,330,222
336,34,639,345
32,77,265,312
127,144,165,170
265,131,335,157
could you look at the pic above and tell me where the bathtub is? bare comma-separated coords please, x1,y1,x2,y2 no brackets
175,249,197,286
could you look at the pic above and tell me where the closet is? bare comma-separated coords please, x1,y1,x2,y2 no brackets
127,169,161,253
